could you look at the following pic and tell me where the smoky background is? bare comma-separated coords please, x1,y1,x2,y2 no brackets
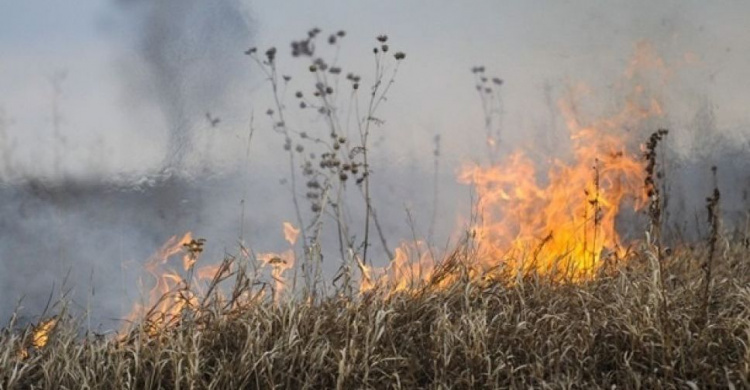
0,0,748,329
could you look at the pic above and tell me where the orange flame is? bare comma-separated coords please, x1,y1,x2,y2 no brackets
31,317,57,349
359,241,437,295
122,232,204,335
283,222,300,246
258,249,295,302
360,41,669,293
122,223,301,335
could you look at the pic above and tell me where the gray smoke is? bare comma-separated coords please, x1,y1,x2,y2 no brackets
117,0,254,169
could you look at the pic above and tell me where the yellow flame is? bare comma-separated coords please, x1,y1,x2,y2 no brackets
360,40,670,293
31,317,57,349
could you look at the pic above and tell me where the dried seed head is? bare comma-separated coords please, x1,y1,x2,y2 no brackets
265,47,277,62
377,35,388,43
394,52,406,60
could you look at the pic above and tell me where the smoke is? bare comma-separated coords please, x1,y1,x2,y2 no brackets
117,0,254,170
0,0,260,329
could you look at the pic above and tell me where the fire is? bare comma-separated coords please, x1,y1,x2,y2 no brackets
17,317,58,359
122,232,207,335
359,241,437,295
459,126,647,280
32,317,57,349
122,223,301,335
257,250,295,301
283,222,300,246
457,44,665,280
360,41,667,292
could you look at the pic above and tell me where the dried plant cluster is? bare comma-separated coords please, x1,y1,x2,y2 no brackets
244,29,406,296
1,242,749,389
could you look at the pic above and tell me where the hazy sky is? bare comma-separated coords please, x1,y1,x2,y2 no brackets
1,0,750,178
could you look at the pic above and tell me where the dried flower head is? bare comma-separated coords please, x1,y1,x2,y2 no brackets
265,47,277,62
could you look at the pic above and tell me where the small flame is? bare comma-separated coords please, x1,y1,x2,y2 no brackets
283,222,300,246
31,317,57,349
122,232,198,335
258,249,295,301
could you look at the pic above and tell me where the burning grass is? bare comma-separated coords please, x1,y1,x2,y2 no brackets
2,240,749,389
2,31,749,388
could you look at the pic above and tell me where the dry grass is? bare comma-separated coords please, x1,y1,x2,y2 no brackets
2,240,748,389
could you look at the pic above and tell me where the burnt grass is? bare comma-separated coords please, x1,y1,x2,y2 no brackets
1,239,749,389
